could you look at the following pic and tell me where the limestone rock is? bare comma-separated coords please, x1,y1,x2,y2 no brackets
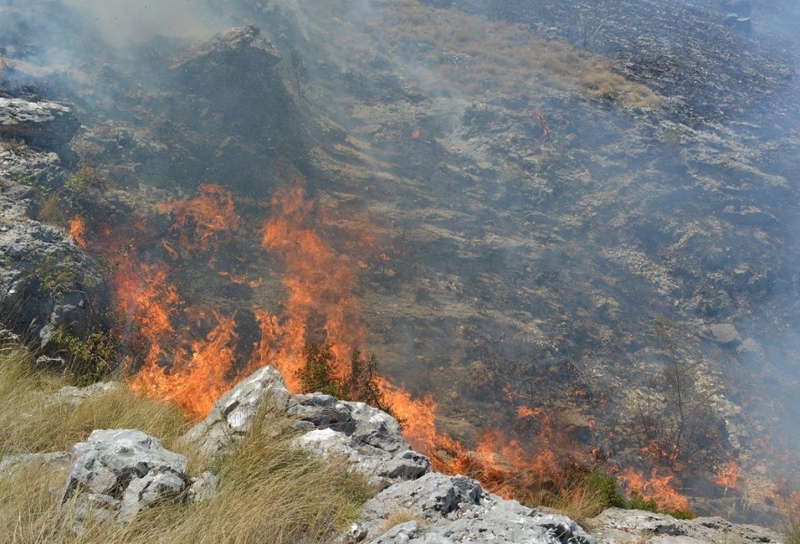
360,472,596,544
290,393,431,483
709,323,742,347
587,507,783,544
181,365,291,459
0,213,110,351
0,98,80,149
48,381,121,406
60,429,189,526
0,451,71,476
187,471,219,504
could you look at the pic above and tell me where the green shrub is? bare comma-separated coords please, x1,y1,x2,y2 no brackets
297,344,398,421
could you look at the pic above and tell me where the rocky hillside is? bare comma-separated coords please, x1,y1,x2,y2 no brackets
2,0,800,534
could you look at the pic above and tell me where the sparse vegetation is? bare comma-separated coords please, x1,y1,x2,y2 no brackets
537,467,627,526
380,508,425,533
51,327,120,385
0,346,188,456
0,343,375,543
784,499,800,544
38,165,111,227
636,318,722,469
357,0,662,108
298,343,397,419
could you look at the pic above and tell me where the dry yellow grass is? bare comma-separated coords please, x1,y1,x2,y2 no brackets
321,0,662,109
0,346,375,544
543,482,609,529
0,347,189,456
380,507,426,533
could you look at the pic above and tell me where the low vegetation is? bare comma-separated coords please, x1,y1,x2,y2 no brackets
1,336,698,543
0,344,373,544
785,499,800,544
319,0,662,108
297,343,397,420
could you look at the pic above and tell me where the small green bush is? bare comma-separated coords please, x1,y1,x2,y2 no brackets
297,344,398,421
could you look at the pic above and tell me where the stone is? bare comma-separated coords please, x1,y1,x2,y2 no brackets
187,471,220,504
0,185,111,356
47,381,121,406
60,429,189,526
181,365,291,459
290,393,431,483
709,323,741,347
360,472,596,544
587,507,783,544
367,521,418,544
0,98,80,149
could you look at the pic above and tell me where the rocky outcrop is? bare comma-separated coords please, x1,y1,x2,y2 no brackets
291,393,431,482
0,98,109,358
0,97,80,150
59,429,190,526
181,365,291,460
355,472,596,544
587,507,784,543
183,365,430,484
0,207,109,350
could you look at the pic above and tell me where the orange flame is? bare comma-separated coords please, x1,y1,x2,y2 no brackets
619,467,690,512
254,182,364,390
714,460,742,492
111,186,245,419
69,216,88,248
157,184,240,255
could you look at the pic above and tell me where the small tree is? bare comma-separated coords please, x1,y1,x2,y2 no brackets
297,343,342,398
345,349,393,415
296,344,398,422
636,318,721,467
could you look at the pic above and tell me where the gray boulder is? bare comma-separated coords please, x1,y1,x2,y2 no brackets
709,323,741,347
0,98,80,149
181,365,291,459
291,393,431,483
360,472,596,544
60,429,189,525
0,214,109,350
587,507,783,543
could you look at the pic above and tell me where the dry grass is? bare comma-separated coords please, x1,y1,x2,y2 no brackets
380,508,426,533
0,347,376,543
327,0,662,109
785,500,800,544
542,482,609,528
0,347,190,456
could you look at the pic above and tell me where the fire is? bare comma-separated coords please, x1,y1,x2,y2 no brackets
156,184,239,255
376,377,439,454
255,181,364,390
69,216,88,248
715,460,742,492
618,467,690,512
87,175,697,512
110,185,246,419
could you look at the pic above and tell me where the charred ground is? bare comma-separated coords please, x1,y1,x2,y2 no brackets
2,0,800,525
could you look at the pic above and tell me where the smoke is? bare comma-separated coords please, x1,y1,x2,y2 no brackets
61,0,227,47
3,0,800,520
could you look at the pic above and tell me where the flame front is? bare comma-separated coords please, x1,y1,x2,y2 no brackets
87,178,700,513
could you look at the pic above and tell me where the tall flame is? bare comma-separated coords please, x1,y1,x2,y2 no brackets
255,181,364,391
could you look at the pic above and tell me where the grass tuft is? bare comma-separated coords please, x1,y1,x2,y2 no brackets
0,345,375,543
0,347,189,457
